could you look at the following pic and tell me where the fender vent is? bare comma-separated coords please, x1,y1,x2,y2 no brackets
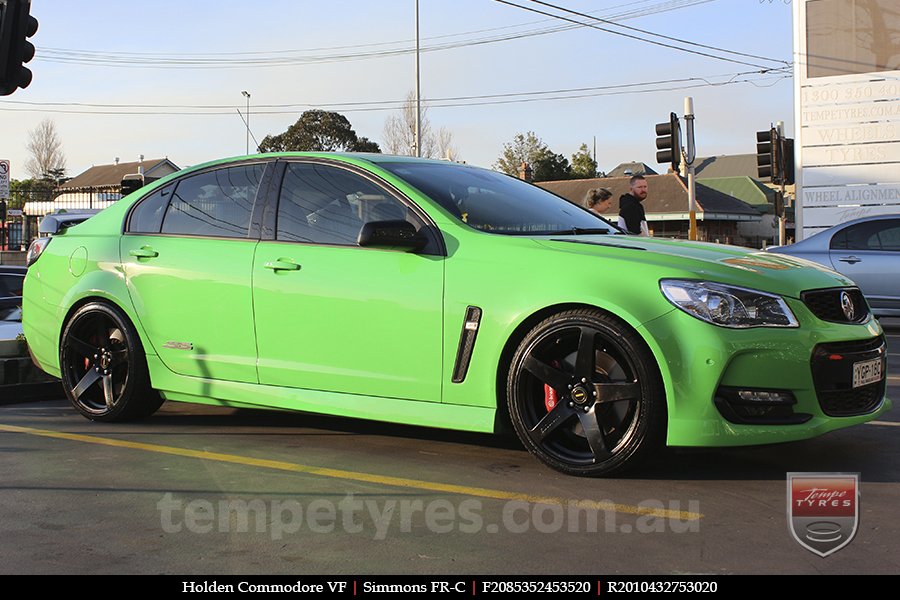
451,306,482,383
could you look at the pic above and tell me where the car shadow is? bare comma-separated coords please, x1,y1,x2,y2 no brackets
142,402,900,483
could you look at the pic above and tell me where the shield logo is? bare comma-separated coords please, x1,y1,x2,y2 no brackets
787,473,859,557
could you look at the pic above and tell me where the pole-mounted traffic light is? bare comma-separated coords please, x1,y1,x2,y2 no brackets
655,112,682,173
756,127,795,185
781,137,795,185
0,0,38,96
756,127,778,182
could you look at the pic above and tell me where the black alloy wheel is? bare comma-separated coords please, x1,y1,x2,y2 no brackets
60,302,163,421
507,309,665,476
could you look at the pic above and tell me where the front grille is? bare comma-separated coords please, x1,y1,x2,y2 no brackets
811,336,886,417
801,288,868,324
818,385,885,417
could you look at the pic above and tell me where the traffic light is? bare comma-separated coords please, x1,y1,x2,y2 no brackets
0,0,38,96
655,112,681,173
756,127,777,182
781,137,795,185
756,127,795,185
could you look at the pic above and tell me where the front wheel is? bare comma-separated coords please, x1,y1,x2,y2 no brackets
60,302,163,422
507,309,666,476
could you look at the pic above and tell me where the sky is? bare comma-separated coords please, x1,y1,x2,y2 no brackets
0,0,796,181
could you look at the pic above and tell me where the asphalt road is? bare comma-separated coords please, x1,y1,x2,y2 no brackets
0,328,897,575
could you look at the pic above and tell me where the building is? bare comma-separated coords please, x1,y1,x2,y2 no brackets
693,154,759,179
700,176,794,247
538,173,761,245
793,0,900,239
605,161,658,177
24,157,179,216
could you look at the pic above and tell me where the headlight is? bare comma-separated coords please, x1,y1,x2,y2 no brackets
660,279,798,328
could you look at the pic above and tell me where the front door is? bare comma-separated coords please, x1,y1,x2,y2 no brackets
253,161,444,401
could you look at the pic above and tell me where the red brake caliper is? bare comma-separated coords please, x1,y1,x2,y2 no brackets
543,360,561,412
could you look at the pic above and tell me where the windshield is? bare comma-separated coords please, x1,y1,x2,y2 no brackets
379,162,619,235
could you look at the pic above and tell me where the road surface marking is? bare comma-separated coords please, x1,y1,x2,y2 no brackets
0,423,702,521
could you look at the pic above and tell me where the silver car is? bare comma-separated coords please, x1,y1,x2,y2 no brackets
767,214,900,317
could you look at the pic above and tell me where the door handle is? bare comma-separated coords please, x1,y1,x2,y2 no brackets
129,246,159,259
838,255,861,264
264,259,301,272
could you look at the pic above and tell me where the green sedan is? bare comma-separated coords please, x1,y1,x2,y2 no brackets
22,153,891,476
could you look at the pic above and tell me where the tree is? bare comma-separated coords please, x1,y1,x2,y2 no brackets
494,131,547,177
258,110,381,153
494,131,572,181
382,91,461,160
570,143,598,179
532,149,571,182
436,127,461,162
25,119,67,181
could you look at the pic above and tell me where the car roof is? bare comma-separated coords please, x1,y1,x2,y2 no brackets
794,213,900,247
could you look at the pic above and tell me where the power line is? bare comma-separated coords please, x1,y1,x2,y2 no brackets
527,0,789,66
34,0,714,69
0,72,790,116
493,0,780,69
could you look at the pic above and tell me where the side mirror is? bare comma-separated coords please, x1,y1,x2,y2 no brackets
357,220,427,252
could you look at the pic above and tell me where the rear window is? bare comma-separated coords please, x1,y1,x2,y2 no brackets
161,164,264,238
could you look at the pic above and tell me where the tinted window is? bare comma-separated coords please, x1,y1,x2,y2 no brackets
161,164,264,238
832,219,900,251
877,220,900,251
277,163,416,246
0,273,24,297
128,185,173,233
379,162,617,235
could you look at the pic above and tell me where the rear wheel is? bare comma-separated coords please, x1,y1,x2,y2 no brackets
507,308,665,476
60,302,163,421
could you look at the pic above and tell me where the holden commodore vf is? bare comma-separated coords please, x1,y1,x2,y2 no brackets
22,153,890,476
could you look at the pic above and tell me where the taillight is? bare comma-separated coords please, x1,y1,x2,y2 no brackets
26,237,50,267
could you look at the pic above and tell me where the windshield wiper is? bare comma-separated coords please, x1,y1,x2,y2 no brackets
540,227,613,235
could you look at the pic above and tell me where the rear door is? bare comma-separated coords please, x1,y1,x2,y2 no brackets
121,161,269,383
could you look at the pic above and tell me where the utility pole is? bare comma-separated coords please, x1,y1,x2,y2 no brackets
241,91,251,155
684,97,697,241
776,120,786,246
414,0,422,158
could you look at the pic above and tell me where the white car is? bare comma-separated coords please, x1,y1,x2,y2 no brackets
0,306,23,358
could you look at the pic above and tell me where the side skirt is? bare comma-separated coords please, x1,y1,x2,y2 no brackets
146,355,497,434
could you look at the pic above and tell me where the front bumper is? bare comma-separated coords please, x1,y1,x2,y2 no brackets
640,296,891,447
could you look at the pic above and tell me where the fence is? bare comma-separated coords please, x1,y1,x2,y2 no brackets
1,186,122,252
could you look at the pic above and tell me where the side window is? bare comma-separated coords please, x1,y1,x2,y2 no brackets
875,220,900,251
276,163,415,246
127,185,173,234
161,164,264,238
833,219,900,251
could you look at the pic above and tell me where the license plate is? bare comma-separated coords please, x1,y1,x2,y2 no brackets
852,358,883,388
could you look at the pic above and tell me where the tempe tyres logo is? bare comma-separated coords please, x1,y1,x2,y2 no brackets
787,473,859,557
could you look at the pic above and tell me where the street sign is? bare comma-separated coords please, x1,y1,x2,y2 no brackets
7,208,22,216
0,159,9,198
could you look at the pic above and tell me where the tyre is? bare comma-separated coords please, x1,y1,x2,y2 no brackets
507,308,665,476
59,302,164,421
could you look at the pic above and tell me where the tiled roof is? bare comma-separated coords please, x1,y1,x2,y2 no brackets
60,158,179,190
538,173,760,217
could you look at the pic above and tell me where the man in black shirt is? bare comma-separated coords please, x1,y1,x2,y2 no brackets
617,174,649,236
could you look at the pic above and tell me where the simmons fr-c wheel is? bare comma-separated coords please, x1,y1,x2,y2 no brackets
60,302,163,422
507,308,666,476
